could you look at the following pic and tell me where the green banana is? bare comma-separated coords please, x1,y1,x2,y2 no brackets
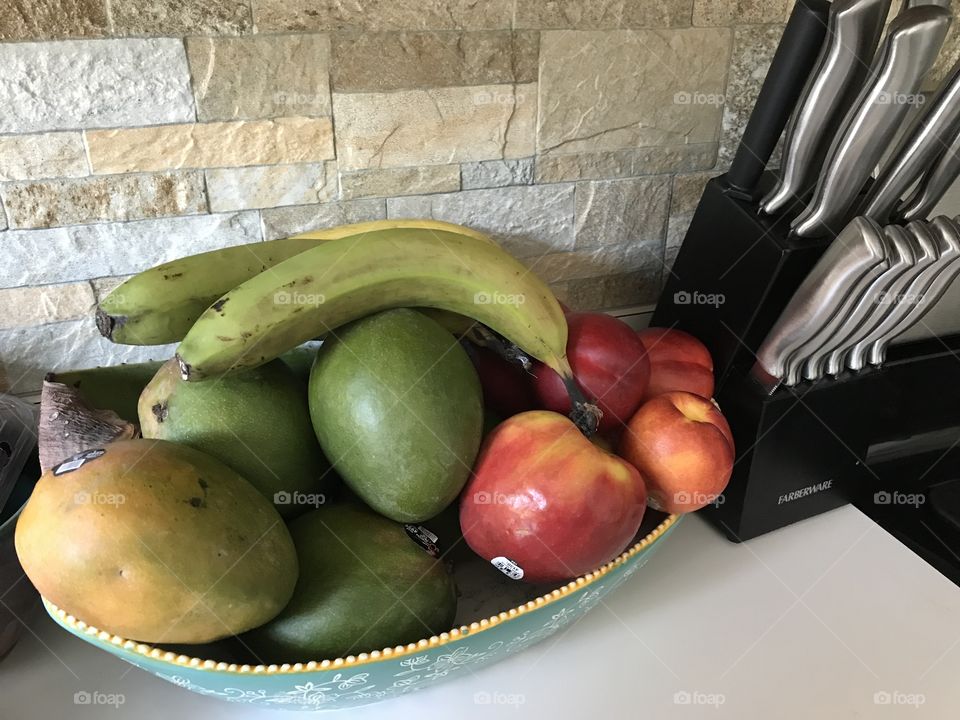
176,227,577,386
96,219,496,346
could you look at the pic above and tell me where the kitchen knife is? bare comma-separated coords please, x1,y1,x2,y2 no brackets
898,0,951,10
785,219,891,384
791,6,951,238
820,226,917,376
897,124,960,221
761,0,891,216
751,216,887,393
725,0,831,199
846,220,945,370
869,216,960,364
863,55,960,224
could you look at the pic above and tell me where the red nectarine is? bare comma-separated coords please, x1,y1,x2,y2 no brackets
618,391,733,513
461,411,647,583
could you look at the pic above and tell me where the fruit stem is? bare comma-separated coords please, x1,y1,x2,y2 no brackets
551,355,601,436
562,374,602,437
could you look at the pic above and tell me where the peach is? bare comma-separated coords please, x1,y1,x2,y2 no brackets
618,391,733,513
636,327,714,400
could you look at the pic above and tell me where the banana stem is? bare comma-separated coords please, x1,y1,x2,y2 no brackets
464,326,601,436
554,357,601,437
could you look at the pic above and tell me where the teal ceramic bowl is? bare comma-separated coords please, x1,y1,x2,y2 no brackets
44,513,680,711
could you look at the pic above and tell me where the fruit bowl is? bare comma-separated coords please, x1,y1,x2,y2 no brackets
42,513,680,711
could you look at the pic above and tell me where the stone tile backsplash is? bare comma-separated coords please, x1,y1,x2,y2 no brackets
2,2,950,391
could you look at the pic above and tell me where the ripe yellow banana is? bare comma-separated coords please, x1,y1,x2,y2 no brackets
176,227,576,386
96,219,495,345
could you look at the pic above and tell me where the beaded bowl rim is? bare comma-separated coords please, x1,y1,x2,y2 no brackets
43,513,680,675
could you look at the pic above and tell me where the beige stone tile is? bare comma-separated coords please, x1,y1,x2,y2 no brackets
0,39,194,134
693,0,788,26
554,269,659,311
206,162,338,212
339,165,460,200
719,24,784,167
0,0,107,41
671,171,713,215
574,177,671,251
86,118,335,174
0,320,174,394
260,200,387,240
333,84,535,171
537,29,730,158
461,158,534,189
0,282,95,329
535,143,718,183
516,0,694,29
110,0,251,35
0,172,206,229
187,34,331,121
0,212,262,288
386,184,575,258
331,31,538,92
532,241,664,287
252,0,512,32
0,132,88,181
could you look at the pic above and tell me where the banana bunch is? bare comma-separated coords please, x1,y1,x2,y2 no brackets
97,219,595,432
96,219,493,345
175,227,576,387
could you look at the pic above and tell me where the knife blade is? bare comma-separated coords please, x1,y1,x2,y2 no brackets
761,0,891,216
752,216,887,393
786,218,891,384
791,5,951,238
863,55,960,224
820,226,917,376
869,216,960,363
846,220,945,370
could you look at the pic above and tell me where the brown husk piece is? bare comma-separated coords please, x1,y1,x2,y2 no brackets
39,374,139,473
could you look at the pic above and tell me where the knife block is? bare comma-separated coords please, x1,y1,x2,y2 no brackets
651,171,960,541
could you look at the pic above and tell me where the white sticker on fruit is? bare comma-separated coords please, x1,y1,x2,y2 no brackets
491,556,524,580
53,448,106,476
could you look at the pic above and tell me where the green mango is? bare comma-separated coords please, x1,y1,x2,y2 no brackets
308,309,483,522
139,358,331,518
51,360,165,423
244,504,456,662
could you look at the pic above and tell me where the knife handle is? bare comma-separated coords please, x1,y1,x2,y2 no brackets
865,55,960,224
725,0,830,199
752,217,885,391
761,0,892,216
898,121,960,221
791,5,951,238
870,216,960,364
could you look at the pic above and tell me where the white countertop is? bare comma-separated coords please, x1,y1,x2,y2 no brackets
2,506,959,719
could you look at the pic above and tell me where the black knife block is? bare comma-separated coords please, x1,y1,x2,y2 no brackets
651,171,960,541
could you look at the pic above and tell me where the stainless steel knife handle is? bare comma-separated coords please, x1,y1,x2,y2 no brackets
869,216,960,365
898,0,951,11
864,54,960,224
751,217,886,393
821,228,917,376
791,6,951,238
844,223,939,371
847,222,950,370
897,121,960,221
791,220,891,383
762,0,891,216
